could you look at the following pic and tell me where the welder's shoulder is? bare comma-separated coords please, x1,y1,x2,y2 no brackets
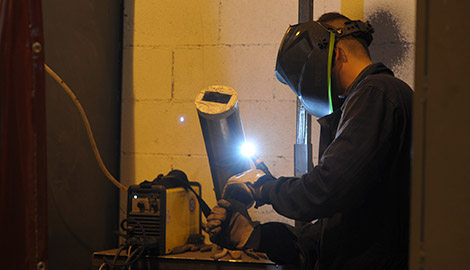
358,73,413,106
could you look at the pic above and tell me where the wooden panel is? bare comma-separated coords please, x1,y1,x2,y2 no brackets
0,0,47,269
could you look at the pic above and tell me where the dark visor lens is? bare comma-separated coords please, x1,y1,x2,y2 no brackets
275,24,314,96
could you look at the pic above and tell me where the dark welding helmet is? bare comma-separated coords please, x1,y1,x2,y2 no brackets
275,20,374,117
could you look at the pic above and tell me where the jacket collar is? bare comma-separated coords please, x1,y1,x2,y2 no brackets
317,63,393,126
341,62,393,97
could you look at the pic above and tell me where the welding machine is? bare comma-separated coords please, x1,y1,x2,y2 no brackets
125,170,203,255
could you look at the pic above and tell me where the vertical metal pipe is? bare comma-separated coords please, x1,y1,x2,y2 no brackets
295,0,314,177
295,0,314,228
295,101,313,176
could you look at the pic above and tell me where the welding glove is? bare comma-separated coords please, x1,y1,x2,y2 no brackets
221,169,273,208
206,199,259,250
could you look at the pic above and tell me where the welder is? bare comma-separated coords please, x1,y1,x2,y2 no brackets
206,12,413,270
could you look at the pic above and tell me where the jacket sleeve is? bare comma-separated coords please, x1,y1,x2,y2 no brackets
261,85,397,221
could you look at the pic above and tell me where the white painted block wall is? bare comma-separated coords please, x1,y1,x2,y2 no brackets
121,0,415,225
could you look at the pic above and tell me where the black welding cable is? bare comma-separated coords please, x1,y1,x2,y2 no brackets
101,245,127,268
123,246,145,267
121,218,148,241
113,246,127,265
44,64,128,191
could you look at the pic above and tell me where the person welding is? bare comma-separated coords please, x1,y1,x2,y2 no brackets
206,12,413,270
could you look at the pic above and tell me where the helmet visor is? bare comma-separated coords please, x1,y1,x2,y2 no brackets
275,22,316,96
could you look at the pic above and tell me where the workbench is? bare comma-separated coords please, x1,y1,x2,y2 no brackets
92,248,298,270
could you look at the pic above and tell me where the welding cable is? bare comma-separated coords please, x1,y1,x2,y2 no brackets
127,246,132,259
102,245,127,268
98,262,108,270
103,243,145,269
123,246,145,266
44,64,128,191
121,218,148,241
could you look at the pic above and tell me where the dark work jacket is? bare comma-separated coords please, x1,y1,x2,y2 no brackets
259,63,413,270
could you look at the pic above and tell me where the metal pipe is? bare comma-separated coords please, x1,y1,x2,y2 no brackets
295,100,313,176
295,0,314,228
295,0,314,177
195,85,250,200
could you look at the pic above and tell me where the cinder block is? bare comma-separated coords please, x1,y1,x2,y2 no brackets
314,0,342,20
273,80,297,101
132,0,219,46
172,47,205,101
364,2,416,89
121,100,208,155
219,0,297,44
365,0,416,43
238,99,297,158
262,156,294,178
121,99,136,155
174,45,282,101
122,46,173,101
168,155,217,207
369,43,415,87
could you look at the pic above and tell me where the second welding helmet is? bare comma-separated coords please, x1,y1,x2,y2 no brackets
275,20,374,118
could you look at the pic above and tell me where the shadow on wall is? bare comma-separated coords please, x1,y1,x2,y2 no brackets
120,0,135,236
367,9,409,72
121,0,135,186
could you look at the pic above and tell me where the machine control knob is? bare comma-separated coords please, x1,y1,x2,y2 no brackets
137,201,145,212
150,203,159,213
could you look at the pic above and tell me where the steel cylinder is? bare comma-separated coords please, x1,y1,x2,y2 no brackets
195,85,250,200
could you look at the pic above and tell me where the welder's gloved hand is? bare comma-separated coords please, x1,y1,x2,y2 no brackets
222,169,272,208
206,199,259,250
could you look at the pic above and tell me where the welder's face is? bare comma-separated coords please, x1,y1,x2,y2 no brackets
330,64,341,96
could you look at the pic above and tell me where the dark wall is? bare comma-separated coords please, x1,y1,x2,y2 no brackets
410,0,470,269
42,0,122,269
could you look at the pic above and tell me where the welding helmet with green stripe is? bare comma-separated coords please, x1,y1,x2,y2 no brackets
275,20,374,118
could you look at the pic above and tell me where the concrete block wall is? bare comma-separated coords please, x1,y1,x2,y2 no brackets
121,0,416,224
121,0,299,224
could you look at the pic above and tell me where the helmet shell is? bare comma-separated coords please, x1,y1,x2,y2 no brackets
275,21,340,117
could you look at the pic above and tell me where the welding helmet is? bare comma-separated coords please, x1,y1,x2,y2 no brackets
275,20,374,117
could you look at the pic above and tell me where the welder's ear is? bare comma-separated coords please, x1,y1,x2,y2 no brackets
335,46,347,64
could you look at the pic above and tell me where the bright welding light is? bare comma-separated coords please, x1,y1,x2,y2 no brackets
240,141,257,159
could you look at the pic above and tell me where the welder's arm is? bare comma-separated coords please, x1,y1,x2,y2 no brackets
259,86,396,220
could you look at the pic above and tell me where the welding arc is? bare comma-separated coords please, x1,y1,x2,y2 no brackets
44,64,128,191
